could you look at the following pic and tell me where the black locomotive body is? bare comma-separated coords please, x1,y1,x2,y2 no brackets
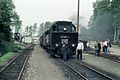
40,21,78,58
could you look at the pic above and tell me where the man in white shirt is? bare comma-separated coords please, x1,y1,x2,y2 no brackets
103,40,108,54
76,40,84,60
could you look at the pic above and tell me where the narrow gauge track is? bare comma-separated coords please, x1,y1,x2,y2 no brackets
60,59,113,80
60,59,88,80
0,45,34,80
86,49,120,63
100,54,120,63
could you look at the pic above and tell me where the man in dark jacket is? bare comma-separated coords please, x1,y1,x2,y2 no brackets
97,42,101,56
61,43,69,61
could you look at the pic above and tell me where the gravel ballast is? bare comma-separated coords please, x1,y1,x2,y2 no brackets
22,45,68,80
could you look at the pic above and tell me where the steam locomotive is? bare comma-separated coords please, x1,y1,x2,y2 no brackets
40,21,78,58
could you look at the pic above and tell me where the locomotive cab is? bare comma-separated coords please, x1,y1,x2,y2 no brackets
52,22,76,32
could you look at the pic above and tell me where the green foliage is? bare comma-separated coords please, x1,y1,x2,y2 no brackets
44,22,51,31
32,23,37,35
0,40,25,55
0,52,16,64
25,23,38,37
0,41,14,54
38,21,52,36
25,26,29,36
93,0,111,19
81,0,120,41
14,43,25,50
28,25,33,37
0,0,21,54
25,22,52,37
11,12,22,33
38,23,44,36
0,0,13,53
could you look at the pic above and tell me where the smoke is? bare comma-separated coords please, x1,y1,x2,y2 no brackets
69,14,89,27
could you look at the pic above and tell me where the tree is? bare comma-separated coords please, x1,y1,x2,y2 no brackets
38,22,52,37
0,0,21,40
81,0,118,41
11,12,22,33
0,0,14,41
32,23,37,36
0,0,21,54
25,23,38,37
38,23,44,36
25,26,29,36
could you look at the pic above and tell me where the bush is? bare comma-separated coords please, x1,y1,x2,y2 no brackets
0,41,13,55
0,52,16,63
0,40,26,56
0,41,23,55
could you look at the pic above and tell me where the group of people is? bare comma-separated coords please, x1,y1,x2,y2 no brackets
73,39,112,61
94,40,111,56
61,40,84,61
61,39,112,61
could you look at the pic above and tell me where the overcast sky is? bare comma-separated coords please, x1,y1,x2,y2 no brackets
14,0,96,27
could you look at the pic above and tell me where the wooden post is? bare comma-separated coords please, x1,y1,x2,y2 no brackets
77,0,80,34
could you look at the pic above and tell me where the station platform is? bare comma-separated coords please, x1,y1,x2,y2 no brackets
89,42,120,56
82,53,120,80
110,46,120,56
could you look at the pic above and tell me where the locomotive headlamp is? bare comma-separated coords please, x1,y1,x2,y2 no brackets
72,44,75,47
55,43,59,47
63,28,67,31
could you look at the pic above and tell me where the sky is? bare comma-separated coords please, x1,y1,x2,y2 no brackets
14,0,96,27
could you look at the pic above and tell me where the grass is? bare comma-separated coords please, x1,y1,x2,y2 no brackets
15,43,25,49
0,43,25,64
0,52,16,64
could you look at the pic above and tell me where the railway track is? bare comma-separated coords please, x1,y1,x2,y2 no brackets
86,49,120,63
100,53,120,63
0,44,34,80
60,59,113,80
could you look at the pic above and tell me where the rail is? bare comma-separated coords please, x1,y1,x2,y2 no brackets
72,59,113,80
60,59,88,80
0,44,34,80
60,59,114,80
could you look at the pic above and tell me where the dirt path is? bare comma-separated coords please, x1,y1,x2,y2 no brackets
23,45,67,80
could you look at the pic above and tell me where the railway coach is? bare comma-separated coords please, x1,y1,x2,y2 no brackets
40,21,78,59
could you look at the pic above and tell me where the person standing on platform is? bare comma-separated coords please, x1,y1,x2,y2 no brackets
76,40,84,60
97,41,101,56
103,40,108,54
107,39,111,53
94,41,98,56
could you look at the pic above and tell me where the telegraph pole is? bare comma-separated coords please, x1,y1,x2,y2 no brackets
77,0,80,34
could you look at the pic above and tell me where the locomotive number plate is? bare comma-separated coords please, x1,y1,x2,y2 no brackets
61,36,69,39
